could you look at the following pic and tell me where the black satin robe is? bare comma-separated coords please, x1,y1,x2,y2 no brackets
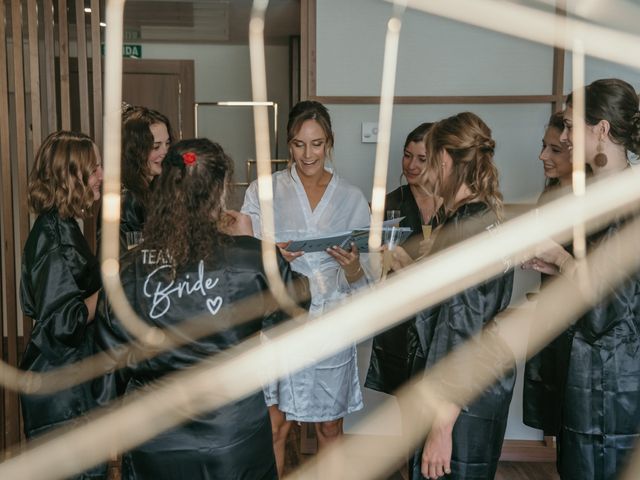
526,217,640,480
365,185,426,394
94,235,307,480
409,203,515,480
97,188,146,254
19,210,106,479
523,187,573,436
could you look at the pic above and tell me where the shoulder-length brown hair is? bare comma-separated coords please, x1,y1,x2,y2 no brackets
143,138,233,269
28,130,99,219
122,107,173,200
424,111,503,220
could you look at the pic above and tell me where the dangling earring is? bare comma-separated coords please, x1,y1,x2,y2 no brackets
594,138,608,167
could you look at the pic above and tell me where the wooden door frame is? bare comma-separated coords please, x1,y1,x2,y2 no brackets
122,59,195,139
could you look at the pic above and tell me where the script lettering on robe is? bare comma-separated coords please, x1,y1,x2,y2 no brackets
143,260,223,319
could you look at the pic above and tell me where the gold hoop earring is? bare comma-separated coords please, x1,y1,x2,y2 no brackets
594,139,608,167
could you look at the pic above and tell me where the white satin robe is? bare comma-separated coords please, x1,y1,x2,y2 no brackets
241,166,378,421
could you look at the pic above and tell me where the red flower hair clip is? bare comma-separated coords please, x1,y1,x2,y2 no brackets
182,152,197,166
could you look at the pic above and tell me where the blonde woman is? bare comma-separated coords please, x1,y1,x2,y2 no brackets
393,112,514,480
20,131,105,479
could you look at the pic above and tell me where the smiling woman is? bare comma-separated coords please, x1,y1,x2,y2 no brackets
105,106,173,252
241,100,379,478
19,131,106,480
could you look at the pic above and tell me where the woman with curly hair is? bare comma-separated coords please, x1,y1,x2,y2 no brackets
20,131,106,479
391,112,514,479
117,106,172,249
95,138,305,479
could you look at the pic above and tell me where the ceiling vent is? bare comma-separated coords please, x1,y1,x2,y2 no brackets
124,0,229,43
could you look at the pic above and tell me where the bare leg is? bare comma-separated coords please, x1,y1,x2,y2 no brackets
269,405,292,478
315,418,344,479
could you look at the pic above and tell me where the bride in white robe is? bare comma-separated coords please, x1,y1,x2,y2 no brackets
242,100,377,477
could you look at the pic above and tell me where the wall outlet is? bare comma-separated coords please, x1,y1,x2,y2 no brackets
362,122,378,143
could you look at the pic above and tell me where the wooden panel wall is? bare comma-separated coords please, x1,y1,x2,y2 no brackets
0,0,103,453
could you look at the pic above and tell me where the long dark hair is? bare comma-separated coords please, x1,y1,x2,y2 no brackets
143,139,233,268
122,107,173,201
566,78,640,156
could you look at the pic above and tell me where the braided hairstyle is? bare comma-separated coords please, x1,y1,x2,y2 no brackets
566,78,640,157
423,111,503,219
143,138,233,268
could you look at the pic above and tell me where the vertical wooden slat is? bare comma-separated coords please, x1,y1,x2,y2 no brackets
43,0,57,132
551,0,566,112
300,0,316,100
26,0,42,150
300,0,309,100
1,0,21,448
0,0,11,453
75,0,90,134
76,0,94,252
11,0,31,346
58,0,71,129
90,0,103,148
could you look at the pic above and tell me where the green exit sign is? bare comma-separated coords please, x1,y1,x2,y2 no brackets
101,44,142,58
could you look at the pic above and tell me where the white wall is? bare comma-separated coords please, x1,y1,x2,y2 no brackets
564,54,640,92
316,1,555,204
323,0,640,444
136,43,291,183
312,0,640,443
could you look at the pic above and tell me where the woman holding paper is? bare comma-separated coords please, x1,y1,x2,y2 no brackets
365,122,439,395
385,122,438,235
389,112,514,480
242,100,376,477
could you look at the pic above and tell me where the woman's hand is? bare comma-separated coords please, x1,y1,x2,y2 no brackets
276,241,304,263
390,246,414,271
327,242,363,282
521,257,560,276
219,210,254,236
421,403,460,479
522,240,574,276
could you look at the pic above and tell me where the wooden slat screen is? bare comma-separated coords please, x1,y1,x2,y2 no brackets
0,0,103,454
0,0,19,454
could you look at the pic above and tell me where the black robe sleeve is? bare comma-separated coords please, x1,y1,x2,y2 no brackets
364,186,427,394
19,212,103,452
